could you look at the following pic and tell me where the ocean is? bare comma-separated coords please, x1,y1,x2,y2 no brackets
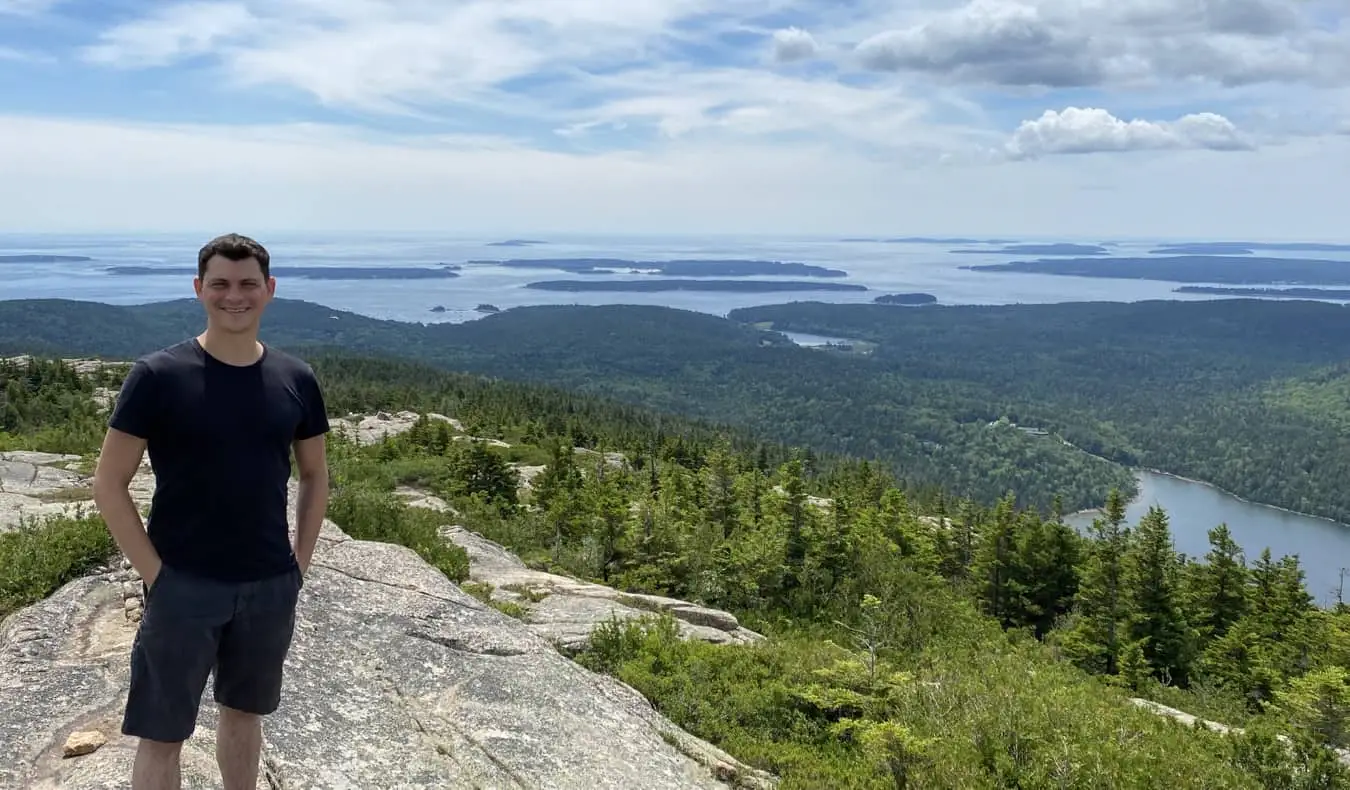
9,231,1343,324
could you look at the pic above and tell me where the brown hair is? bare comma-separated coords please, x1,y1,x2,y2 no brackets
197,233,270,279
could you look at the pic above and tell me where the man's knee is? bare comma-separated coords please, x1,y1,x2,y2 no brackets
136,736,184,759
218,704,261,724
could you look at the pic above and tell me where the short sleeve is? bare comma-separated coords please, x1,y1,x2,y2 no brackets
294,366,330,441
108,360,158,439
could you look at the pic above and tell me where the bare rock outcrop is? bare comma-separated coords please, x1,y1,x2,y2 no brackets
0,452,154,533
0,451,90,532
0,499,777,790
442,525,765,654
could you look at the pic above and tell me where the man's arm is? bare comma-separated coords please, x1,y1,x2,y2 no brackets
292,433,328,575
92,427,161,586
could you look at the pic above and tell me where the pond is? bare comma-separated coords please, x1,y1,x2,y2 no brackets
1065,470,1350,607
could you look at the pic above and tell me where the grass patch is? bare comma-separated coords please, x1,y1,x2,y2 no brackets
33,486,94,503
326,483,470,583
0,513,116,619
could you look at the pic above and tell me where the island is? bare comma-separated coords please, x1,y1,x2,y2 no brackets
472,258,848,277
841,237,1017,244
475,303,501,313
951,244,1108,256
874,292,937,305
106,265,460,280
1149,241,1350,255
1176,286,1350,299
487,239,548,247
0,255,93,263
963,255,1350,285
523,279,868,293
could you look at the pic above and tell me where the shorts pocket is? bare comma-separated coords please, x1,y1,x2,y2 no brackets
144,564,173,600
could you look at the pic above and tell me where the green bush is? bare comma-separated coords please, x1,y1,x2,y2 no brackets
326,483,470,582
0,512,116,619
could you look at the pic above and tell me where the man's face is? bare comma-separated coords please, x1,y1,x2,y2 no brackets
193,255,275,333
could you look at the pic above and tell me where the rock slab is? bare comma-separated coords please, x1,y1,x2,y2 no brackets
442,525,765,653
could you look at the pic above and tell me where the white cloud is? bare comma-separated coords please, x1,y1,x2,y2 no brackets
772,27,819,62
79,0,794,114
82,2,259,69
1005,107,1254,159
1,113,1346,240
854,0,1350,89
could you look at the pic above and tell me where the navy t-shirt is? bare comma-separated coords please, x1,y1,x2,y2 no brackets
108,338,330,582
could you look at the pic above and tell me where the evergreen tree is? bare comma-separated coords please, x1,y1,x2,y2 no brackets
1190,524,1249,643
1122,505,1195,686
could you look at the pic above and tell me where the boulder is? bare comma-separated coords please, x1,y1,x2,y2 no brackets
0,501,777,789
442,525,765,654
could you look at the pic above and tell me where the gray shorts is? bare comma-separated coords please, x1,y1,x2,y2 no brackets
122,562,304,743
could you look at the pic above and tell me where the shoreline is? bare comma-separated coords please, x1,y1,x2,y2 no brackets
1067,466,1350,532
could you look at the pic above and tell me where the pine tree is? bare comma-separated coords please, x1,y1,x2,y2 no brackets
1191,523,1249,643
1122,505,1194,686
973,493,1023,629
1057,488,1132,675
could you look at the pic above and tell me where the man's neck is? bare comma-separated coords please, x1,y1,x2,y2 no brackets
197,330,264,366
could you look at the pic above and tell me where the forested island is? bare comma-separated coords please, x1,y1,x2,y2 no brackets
0,254,93,263
105,265,461,280
874,292,937,305
486,239,548,247
476,258,848,277
524,279,867,292
1151,242,1350,255
951,243,1108,255
1177,286,1350,299
966,255,1350,285
841,236,1016,244
3,352,1348,788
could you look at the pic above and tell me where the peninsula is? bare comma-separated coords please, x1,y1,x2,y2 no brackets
0,255,93,263
1149,241,1350,255
951,243,1108,256
475,259,848,278
106,265,461,280
964,255,1350,285
524,279,867,293
1176,286,1350,299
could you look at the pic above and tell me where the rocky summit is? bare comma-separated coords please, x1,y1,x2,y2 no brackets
0,455,778,789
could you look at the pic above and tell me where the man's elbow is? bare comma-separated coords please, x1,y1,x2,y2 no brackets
297,463,329,485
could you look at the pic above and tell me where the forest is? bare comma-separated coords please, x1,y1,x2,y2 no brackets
6,295,1350,521
3,352,1348,789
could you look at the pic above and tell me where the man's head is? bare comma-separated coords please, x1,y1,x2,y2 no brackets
194,233,275,335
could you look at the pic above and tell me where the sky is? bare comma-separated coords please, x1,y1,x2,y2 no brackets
0,0,1346,239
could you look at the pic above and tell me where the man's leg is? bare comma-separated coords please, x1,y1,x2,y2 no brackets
216,705,263,790
213,566,302,790
123,565,229,790
132,739,183,790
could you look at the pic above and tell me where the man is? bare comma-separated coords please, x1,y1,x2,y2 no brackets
93,233,330,790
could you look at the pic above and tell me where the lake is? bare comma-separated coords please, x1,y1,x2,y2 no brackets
1066,470,1350,608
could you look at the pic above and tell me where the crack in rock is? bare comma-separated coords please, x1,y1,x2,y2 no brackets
262,753,286,790
310,561,483,610
404,628,531,657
